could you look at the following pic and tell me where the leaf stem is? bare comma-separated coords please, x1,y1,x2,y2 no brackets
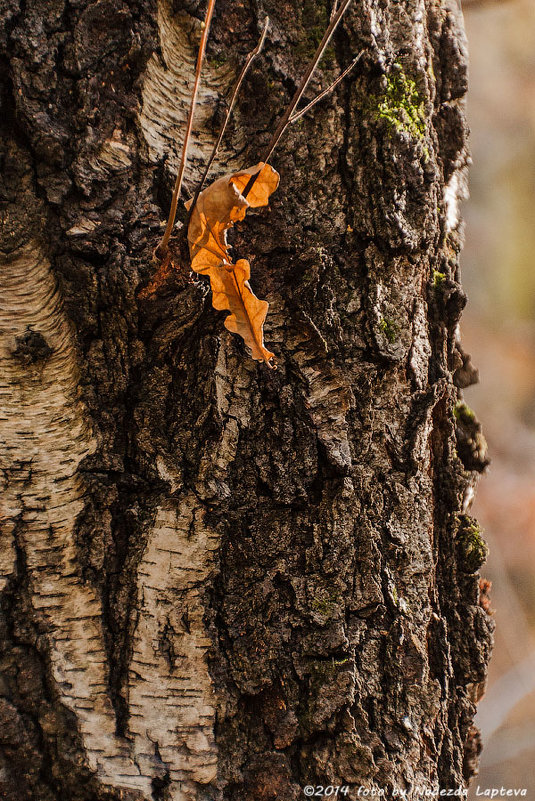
330,0,340,21
186,18,270,227
241,0,354,200
288,50,363,124
156,0,216,258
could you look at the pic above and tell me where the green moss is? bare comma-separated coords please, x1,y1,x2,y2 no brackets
456,515,489,573
373,64,426,140
207,53,228,69
432,270,446,288
311,588,341,618
311,597,336,615
295,1,336,68
379,317,398,343
333,656,349,665
453,401,476,424
308,656,350,682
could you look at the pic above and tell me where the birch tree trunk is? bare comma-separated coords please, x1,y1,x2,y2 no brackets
0,0,493,799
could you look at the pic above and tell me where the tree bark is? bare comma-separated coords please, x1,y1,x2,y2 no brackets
0,0,494,800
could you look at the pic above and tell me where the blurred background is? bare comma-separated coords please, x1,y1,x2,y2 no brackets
461,0,535,794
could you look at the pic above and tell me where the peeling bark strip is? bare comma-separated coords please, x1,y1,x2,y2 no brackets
0,250,220,793
140,0,242,192
129,499,219,799
0,245,144,788
0,0,493,799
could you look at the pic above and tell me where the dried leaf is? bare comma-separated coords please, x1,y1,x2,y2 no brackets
185,162,279,365
211,259,273,363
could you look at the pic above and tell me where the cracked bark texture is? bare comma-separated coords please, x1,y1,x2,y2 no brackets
0,0,494,800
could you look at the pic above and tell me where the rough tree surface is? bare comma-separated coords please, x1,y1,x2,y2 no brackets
0,0,493,800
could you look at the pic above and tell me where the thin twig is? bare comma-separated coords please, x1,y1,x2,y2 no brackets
156,0,216,258
241,0,354,200
186,17,270,228
288,50,363,124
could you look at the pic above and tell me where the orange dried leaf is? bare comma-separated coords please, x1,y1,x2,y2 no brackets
211,259,274,364
185,162,279,365
229,164,280,209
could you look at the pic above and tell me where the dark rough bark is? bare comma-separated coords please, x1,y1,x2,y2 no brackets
0,0,493,800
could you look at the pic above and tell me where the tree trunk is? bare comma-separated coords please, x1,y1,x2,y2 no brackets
0,0,494,799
